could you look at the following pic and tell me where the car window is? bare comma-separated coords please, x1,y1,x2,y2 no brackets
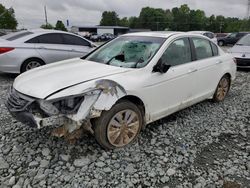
236,34,250,46
236,33,247,38
204,32,214,39
25,37,39,43
161,38,191,66
192,38,213,60
62,34,90,46
228,33,237,38
211,42,219,56
36,33,63,44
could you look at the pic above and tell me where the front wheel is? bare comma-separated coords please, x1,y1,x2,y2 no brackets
213,75,230,102
93,100,143,150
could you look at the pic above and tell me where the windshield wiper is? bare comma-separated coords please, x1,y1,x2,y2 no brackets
236,43,243,46
106,54,125,65
134,57,144,68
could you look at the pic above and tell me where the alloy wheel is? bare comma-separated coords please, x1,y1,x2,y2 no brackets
107,109,140,147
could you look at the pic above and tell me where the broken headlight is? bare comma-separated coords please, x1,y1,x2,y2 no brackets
38,96,84,116
52,96,84,114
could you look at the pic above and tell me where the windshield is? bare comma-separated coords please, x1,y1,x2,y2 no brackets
236,35,250,46
86,36,166,68
1,31,33,41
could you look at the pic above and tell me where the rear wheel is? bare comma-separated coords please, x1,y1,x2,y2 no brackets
93,100,143,150
218,40,224,46
21,59,44,73
213,75,230,102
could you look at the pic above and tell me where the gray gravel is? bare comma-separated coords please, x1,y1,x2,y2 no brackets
0,71,249,188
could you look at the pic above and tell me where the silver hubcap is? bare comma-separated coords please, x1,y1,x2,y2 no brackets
26,61,41,71
107,109,140,147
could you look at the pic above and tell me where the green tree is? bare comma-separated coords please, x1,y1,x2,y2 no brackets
55,20,67,31
137,7,168,31
119,17,129,27
171,4,191,31
189,9,206,31
128,17,139,28
100,11,119,26
0,4,18,29
40,23,54,29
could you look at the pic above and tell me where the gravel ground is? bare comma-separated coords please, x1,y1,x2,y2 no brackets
0,70,249,188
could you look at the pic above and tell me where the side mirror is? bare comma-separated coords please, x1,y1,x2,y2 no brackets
153,59,171,73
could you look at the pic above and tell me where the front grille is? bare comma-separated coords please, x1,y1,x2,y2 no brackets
235,58,250,66
6,88,34,112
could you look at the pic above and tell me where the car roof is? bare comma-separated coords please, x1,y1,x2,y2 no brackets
188,31,213,34
28,29,70,35
123,31,183,38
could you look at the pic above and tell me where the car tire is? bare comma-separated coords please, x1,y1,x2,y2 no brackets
213,75,230,102
21,58,44,73
93,100,143,150
218,40,224,46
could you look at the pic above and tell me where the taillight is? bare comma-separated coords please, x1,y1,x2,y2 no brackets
0,47,15,54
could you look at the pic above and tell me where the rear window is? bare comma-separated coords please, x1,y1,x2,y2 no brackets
26,33,64,44
1,31,33,41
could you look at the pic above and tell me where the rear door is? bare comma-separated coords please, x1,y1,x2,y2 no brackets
61,34,94,58
31,33,70,63
189,37,222,100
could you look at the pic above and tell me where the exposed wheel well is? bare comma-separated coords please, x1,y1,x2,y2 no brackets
119,95,145,115
21,57,45,72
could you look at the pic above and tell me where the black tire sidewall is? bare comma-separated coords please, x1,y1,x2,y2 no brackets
93,100,143,150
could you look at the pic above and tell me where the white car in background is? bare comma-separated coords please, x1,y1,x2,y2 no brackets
230,34,250,68
0,29,96,73
188,31,217,44
6,32,236,149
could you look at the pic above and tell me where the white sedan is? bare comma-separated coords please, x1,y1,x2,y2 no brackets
6,32,236,149
0,29,96,73
230,34,250,68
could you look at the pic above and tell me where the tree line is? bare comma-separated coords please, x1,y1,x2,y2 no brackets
100,4,250,33
1,3,250,33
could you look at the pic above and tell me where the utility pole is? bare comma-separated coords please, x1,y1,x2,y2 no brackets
247,0,250,19
44,6,48,26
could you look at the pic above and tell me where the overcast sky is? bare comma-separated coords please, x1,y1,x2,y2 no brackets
1,0,249,29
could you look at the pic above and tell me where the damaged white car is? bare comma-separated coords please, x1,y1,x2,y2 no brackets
6,32,236,149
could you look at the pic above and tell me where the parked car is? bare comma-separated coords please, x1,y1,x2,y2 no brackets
100,33,116,41
215,33,229,38
6,32,236,149
217,32,248,46
90,33,101,42
188,31,217,44
230,34,250,68
0,29,96,73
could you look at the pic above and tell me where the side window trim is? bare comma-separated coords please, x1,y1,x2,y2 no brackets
188,37,196,61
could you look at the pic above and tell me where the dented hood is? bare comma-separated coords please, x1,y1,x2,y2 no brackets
14,58,131,99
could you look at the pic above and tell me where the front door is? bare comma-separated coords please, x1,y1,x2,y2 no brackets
142,37,196,121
